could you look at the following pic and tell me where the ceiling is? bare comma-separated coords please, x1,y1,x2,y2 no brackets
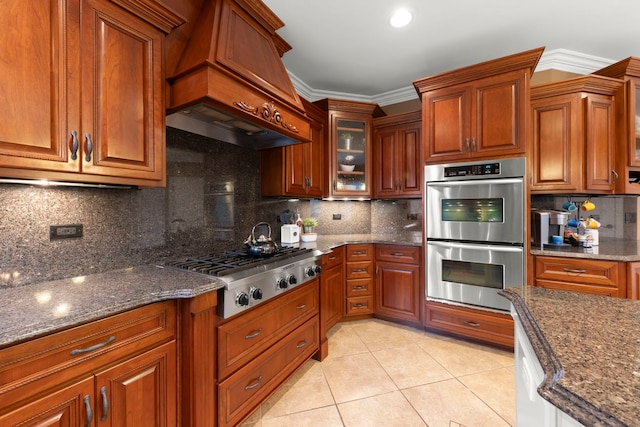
262,0,640,105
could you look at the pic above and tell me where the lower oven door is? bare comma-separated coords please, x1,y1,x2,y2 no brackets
427,240,523,311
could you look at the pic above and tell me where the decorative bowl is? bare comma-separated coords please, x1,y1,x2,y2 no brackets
339,164,355,171
300,233,317,242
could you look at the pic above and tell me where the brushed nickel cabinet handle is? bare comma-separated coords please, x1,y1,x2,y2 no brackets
352,251,365,255
245,328,263,340
100,386,109,422
463,320,480,327
245,375,263,390
328,256,337,261
84,395,93,427
391,252,404,256
352,285,367,290
471,137,476,151
352,268,367,273
563,268,587,274
353,303,367,308
70,335,116,356
84,133,93,162
70,130,79,160
296,303,307,310
465,138,470,152
612,169,619,184
296,339,308,349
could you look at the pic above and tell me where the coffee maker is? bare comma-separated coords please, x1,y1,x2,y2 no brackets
531,210,569,248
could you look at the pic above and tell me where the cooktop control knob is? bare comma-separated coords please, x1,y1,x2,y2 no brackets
313,265,322,275
235,292,250,306
287,274,298,285
250,287,263,300
277,277,288,289
305,266,315,277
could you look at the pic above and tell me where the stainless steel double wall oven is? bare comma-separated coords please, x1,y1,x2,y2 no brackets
425,157,525,311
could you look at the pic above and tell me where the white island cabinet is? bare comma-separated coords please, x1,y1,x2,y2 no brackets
513,308,584,427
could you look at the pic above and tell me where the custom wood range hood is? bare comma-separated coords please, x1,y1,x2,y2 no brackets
166,0,311,149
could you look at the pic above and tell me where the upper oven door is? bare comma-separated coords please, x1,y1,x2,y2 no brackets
426,177,524,244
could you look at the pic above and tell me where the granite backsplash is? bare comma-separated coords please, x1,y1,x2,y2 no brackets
0,128,421,288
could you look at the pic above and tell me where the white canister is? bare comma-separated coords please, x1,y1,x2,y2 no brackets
583,229,599,245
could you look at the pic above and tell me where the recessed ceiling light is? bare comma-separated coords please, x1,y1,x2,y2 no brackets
390,8,413,28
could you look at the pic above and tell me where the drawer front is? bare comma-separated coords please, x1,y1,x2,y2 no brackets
376,245,421,264
218,317,319,427
425,302,513,348
218,280,319,380
345,261,374,279
346,296,374,315
535,257,622,287
322,246,344,269
0,301,176,392
346,278,373,297
346,244,374,261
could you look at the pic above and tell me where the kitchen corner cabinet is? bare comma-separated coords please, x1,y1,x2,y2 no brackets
595,57,640,193
530,75,623,194
318,246,345,360
375,245,422,324
314,99,385,198
261,98,325,198
413,48,543,164
0,301,177,426
534,256,627,297
344,244,375,316
0,0,176,187
373,111,422,198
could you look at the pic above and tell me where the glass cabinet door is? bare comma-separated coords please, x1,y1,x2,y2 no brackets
335,118,368,193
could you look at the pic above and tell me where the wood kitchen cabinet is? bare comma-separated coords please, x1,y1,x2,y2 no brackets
375,245,422,324
0,301,177,426
0,0,179,187
344,244,375,316
261,98,325,198
373,111,422,198
413,47,543,164
314,99,385,198
530,75,623,194
318,246,345,359
534,256,627,297
595,57,640,194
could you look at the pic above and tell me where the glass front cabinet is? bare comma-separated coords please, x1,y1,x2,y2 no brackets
315,99,385,198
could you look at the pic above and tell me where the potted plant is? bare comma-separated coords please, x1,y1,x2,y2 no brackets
341,132,352,150
301,217,317,233
339,154,356,171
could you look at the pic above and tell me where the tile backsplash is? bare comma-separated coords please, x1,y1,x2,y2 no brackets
0,128,419,288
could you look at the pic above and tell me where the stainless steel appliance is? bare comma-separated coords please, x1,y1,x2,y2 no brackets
531,210,569,248
163,246,322,318
425,157,525,311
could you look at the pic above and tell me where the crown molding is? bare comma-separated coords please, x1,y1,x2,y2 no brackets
290,49,617,107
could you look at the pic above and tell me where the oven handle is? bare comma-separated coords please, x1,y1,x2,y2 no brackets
427,240,523,253
426,178,523,187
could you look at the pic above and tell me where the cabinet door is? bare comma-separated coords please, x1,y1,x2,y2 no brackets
473,71,526,157
321,263,344,334
0,0,79,173
284,142,308,195
530,94,581,192
584,95,616,192
375,261,420,323
0,376,94,427
374,128,398,197
330,113,372,196
95,341,177,427
422,85,471,163
80,0,164,182
398,124,422,196
306,117,325,197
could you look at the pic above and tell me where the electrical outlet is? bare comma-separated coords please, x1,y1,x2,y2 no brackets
332,213,342,220
49,224,83,241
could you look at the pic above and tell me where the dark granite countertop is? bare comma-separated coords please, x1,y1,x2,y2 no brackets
500,286,639,427
0,265,225,348
300,232,422,253
530,238,640,261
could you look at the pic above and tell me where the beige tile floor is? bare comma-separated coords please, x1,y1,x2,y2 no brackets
241,318,515,427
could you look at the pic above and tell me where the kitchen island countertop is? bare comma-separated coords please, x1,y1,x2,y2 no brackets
500,286,639,427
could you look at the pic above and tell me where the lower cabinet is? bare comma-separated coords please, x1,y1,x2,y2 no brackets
319,247,345,359
0,301,178,426
375,245,421,324
534,256,626,297
425,301,514,349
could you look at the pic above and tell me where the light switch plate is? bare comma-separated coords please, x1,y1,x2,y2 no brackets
49,224,83,240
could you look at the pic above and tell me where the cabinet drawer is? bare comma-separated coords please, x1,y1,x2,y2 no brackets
0,301,176,399
376,245,421,264
346,244,374,261
345,261,374,279
218,280,318,380
218,317,319,427
346,296,374,315
346,278,373,297
535,256,625,297
322,246,344,269
425,302,513,348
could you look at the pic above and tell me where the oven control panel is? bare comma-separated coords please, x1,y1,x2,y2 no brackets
444,162,500,177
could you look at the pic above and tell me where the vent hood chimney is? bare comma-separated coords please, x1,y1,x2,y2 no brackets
166,0,310,149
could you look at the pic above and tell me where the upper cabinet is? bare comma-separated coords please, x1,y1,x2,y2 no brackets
595,57,640,194
261,99,325,198
0,0,181,187
314,99,385,199
373,111,422,198
413,47,544,164
530,76,623,194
